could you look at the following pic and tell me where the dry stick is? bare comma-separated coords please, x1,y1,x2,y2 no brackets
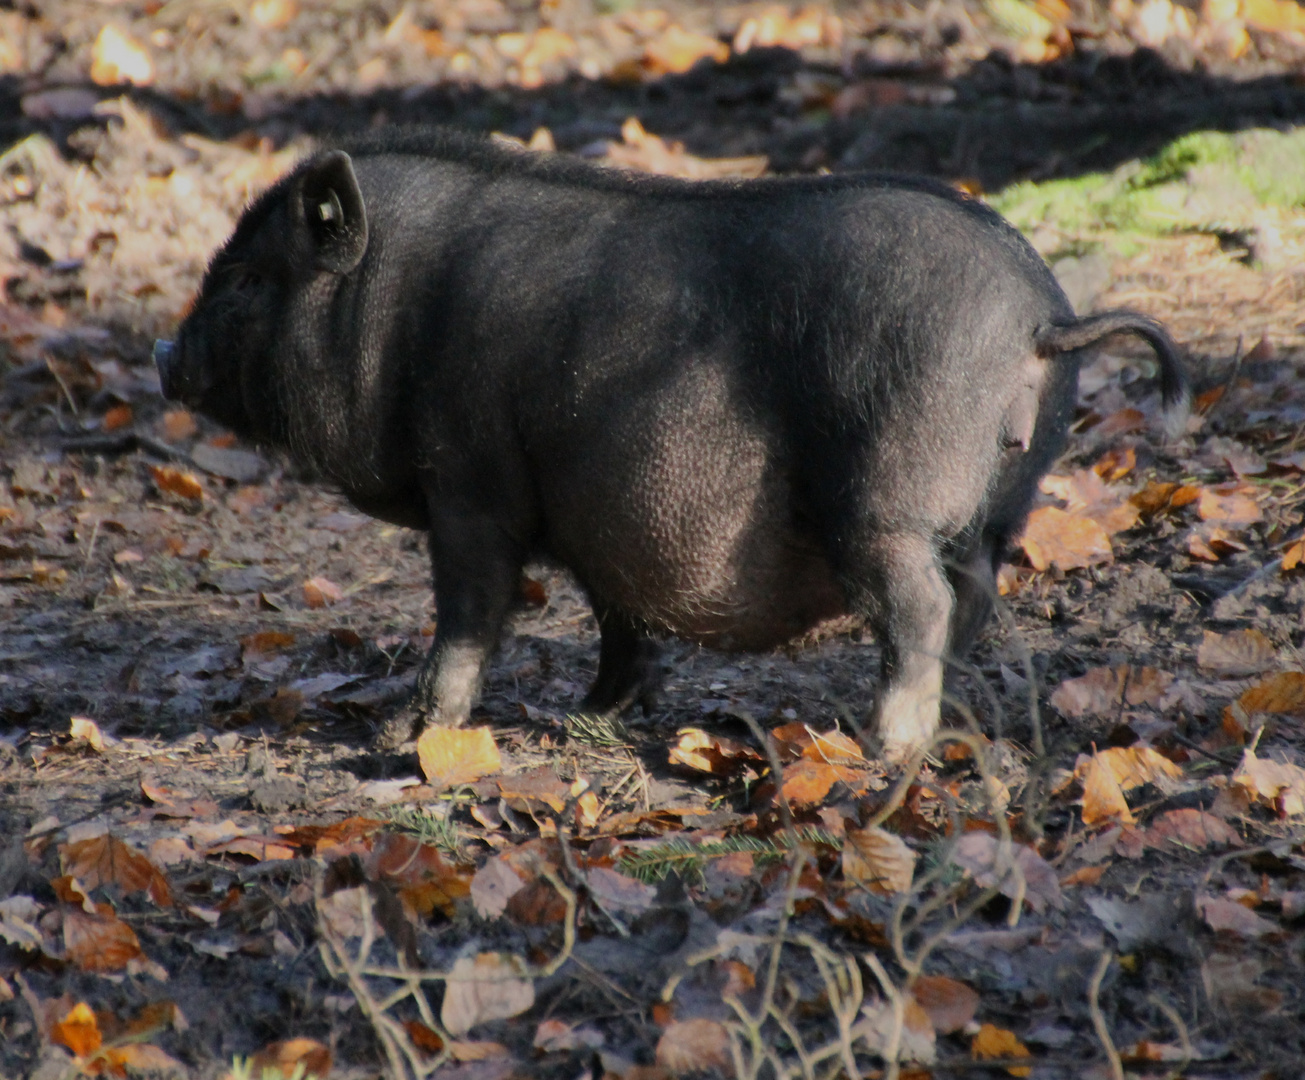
862,951,906,1080
1088,950,1124,1080
1148,993,1193,1080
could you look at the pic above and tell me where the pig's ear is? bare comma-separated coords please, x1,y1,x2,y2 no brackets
298,151,369,274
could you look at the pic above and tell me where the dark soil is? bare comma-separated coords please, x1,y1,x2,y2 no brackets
2,0,1305,1077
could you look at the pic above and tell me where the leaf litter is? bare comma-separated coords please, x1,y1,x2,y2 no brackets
3,0,1305,1075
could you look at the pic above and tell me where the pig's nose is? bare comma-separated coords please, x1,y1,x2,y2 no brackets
152,339,176,396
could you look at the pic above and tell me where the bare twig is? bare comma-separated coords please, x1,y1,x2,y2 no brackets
1088,950,1123,1080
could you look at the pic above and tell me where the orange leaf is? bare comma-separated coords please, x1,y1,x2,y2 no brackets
643,25,729,75
405,1020,445,1055
911,975,979,1036
1079,754,1134,825
51,1002,102,1057
148,465,203,501
440,953,535,1036
241,630,296,658
655,1018,732,1074
1091,446,1135,482
779,759,842,806
1018,506,1112,571
1282,538,1304,571
160,409,197,442
1236,671,1305,716
668,728,762,774
250,1038,332,1080
1198,487,1263,525
1060,864,1108,887
303,576,343,607
1188,524,1247,561
366,832,471,917
102,405,133,432
971,1023,1031,1077
90,26,153,87
1231,748,1305,816
417,726,503,788
1079,746,1183,792
1049,665,1179,718
60,834,173,907
842,825,916,894
69,715,106,751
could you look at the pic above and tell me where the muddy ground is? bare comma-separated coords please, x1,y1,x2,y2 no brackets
2,0,1305,1077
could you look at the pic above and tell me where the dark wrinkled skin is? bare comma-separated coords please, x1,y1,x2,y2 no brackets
157,130,1189,757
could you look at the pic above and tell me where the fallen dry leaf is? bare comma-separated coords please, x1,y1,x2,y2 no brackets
1188,524,1248,561
733,4,835,51
605,117,768,180
160,409,198,442
779,758,866,805
51,1001,101,1057
68,716,105,752
1130,480,1201,517
440,952,535,1036
842,825,916,895
1196,895,1277,937
642,25,729,74
1282,538,1304,571
63,902,144,972
90,25,153,87
1040,469,1141,534
1197,485,1263,526
1146,808,1240,850
1018,505,1112,571
365,832,472,918
470,856,525,920
1235,671,1305,716
148,464,203,501
1049,665,1181,718
1231,748,1305,816
102,404,133,431
417,726,503,789
858,995,936,1064
951,833,1063,912
1198,627,1277,676
655,1017,732,1074
971,1023,1031,1077
249,1038,332,1080
303,575,344,607
668,728,762,775
911,975,979,1035
1076,746,1183,792
1078,754,1135,825
60,834,173,907
250,0,298,29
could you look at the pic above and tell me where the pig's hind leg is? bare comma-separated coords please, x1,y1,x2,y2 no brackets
582,606,662,716
845,532,954,760
373,513,524,750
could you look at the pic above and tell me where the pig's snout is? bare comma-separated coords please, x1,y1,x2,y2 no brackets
153,339,178,399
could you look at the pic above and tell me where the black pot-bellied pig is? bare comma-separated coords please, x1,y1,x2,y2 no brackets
153,129,1189,759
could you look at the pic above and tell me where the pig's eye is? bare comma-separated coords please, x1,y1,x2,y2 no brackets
228,268,263,293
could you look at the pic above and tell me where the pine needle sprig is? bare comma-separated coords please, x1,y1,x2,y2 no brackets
564,711,633,749
618,826,842,884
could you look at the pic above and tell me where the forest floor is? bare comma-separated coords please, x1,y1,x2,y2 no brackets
2,0,1305,1077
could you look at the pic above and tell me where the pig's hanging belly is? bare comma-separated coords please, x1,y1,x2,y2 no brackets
535,363,847,651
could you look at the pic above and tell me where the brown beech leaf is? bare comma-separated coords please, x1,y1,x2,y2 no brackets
971,1023,1031,1077
470,857,526,920
911,975,979,1035
148,464,203,501
102,404,133,432
1018,506,1112,571
1130,480,1201,517
90,25,153,86
365,832,471,918
1049,665,1179,718
1231,749,1305,816
1196,895,1277,937
1188,524,1248,562
1197,486,1263,526
1234,671,1305,717
303,575,343,607
1080,746,1183,792
1039,469,1141,534
606,117,766,180
1146,809,1240,851
250,1038,332,1080
1092,446,1135,481
951,833,1063,912
1198,628,1277,676
68,716,106,752
417,726,503,788
440,952,535,1036
60,834,173,907
1282,538,1304,571
842,825,916,895
668,728,762,775
779,758,866,806
655,1018,732,1074
1079,754,1134,825
240,630,296,659
64,903,143,972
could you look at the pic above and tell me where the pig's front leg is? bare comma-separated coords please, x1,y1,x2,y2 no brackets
372,511,523,750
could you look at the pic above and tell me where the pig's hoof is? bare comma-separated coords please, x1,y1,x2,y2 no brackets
870,685,940,764
371,707,426,751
